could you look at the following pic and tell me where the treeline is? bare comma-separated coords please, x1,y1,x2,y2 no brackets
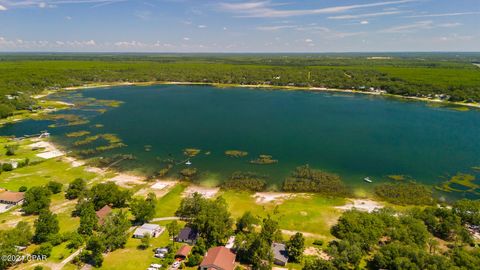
282,165,349,196
1,55,480,118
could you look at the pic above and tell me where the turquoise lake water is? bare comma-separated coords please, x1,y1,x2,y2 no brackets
1,85,479,197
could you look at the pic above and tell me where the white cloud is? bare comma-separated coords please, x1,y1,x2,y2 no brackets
183,37,190,41
0,4,7,10
257,25,297,31
219,0,417,18
406,12,480,18
198,25,207,28
381,20,433,33
0,0,126,9
305,38,313,43
360,20,369,25
328,11,402,19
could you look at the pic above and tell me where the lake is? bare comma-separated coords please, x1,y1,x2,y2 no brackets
1,85,479,198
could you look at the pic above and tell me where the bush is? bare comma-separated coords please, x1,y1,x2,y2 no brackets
221,171,267,192
47,181,63,194
186,253,203,266
33,243,53,258
18,186,28,192
313,239,324,246
282,165,348,196
5,144,18,156
2,163,13,172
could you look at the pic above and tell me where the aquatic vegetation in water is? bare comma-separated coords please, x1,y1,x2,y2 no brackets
38,114,90,127
179,167,198,181
436,173,479,195
66,130,91,138
87,154,136,168
472,166,480,172
225,150,248,158
387,175,407,181
72,133,126,155
157,164,173,178
94,124,104,128
250,154,278,165
282,165,348,196
183,148,201,157
374,181,434,205
221,171,267,192
144,145,152,152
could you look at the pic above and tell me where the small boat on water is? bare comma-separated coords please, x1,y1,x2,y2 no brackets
364,177,373,183
185,160,192,166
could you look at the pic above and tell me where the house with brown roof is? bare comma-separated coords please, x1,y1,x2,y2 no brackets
0,191,25,205
95,205,112,225
175,245,192,260
200,246,236,270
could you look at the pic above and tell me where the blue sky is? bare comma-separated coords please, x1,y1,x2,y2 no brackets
0,0,479,52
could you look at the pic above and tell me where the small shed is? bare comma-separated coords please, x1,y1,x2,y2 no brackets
272,242,289,266
133,223,164,238
175,245,192,260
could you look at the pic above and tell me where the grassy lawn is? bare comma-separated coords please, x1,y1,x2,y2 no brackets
155,184,187,217
220,191,345,238
99,229,171,270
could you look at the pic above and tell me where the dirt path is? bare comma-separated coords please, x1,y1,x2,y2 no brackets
151,217,180,222
47,248,82,270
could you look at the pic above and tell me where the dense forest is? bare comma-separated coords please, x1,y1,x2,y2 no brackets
0,53,479,118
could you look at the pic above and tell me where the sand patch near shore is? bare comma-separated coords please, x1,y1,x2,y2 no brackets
253,192,301,204
30,140,65,159
183,186,219,198
335,199,383,213
135,180,178,198
108,174,145,188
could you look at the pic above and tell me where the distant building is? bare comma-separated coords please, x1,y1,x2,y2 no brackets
0,191,25,205
175,245,192,260
272,242,289,266
200,246,236,270
95,205,112,225
133,223,164,238
175,226,198,244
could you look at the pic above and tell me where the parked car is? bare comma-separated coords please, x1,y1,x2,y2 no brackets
155,247,168,254
172,261,180,268
154,253,165,258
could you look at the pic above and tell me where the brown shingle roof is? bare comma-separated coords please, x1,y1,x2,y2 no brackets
200,246,236,270
176,245,192,257
95,205,112,225
0,191,25,203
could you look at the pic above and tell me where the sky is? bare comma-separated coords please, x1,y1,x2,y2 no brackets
0,0,479,52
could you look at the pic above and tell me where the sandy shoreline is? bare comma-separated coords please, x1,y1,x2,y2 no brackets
58,81,480,109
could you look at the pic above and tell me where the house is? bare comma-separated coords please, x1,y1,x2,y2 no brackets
272,242,289,266
200,246,236,270
0,191,25,205
95,205,112,225
175,245,192,260
175,226,198,244
133,223,164,239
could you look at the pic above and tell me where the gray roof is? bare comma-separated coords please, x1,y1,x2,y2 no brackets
177,227,198,241
133,223,160,236
272,242,289,263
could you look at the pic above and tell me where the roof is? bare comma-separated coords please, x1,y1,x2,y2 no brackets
0,191,25,203
176,245,192,257
95,205,112,225
272,243,289,263
133,223,161,236
177,226,198,241
200,246,236,270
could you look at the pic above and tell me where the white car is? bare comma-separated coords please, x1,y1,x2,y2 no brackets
150,264,162,269
154,253,165,258
172,261,181,268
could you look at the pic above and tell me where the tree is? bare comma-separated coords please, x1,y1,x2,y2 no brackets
90,182,131,210
236,211,258,233
22,186,52,215
78,202,98,235
130,193,156,224
138,233,151,250
98,210,130,251
1,221,33,247
46,181,63,194
286,232,305,262
453,199,480,226
65,178,87,199
32,243,53,258
186,254,203,267
260,215,281,245
176,194,233,247
166,220,180,247
81,236,104,267
33,210,59,243
303,258,336,270
18,186,27,192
